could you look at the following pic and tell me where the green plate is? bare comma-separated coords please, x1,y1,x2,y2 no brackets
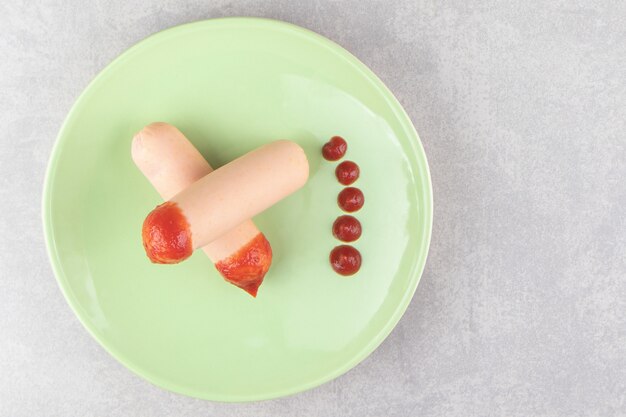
43,18,432,401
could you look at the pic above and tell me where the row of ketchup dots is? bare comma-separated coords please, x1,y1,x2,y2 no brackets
322,136,363,276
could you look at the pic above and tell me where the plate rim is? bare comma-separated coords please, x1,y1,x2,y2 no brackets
42,17,433,402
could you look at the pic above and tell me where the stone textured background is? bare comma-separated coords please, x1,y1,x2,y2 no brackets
1,1,625,416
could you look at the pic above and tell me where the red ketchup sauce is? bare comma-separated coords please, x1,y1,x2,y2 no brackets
322,136,347,161
329,245,362,276
322,135,364,276
142,201,193,264
215,233,272,297
335,161,360,185
338,187,364,212
332,215,362,242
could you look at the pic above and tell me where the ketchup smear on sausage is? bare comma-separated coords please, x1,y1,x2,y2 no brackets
142,201,193,264
215,233,272,297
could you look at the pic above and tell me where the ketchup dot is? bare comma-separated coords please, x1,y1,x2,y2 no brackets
330,245,362,276
335,161,360,185
322,136,347,161
337,187,364,212
332,215,362,242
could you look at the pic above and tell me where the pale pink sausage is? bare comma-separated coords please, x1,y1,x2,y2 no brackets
131,122,260,262
170,139,309,250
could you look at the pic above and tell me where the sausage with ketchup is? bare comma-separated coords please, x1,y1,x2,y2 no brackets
132,123,309,296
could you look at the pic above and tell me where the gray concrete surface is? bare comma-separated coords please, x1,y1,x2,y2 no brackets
1,1,625,416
